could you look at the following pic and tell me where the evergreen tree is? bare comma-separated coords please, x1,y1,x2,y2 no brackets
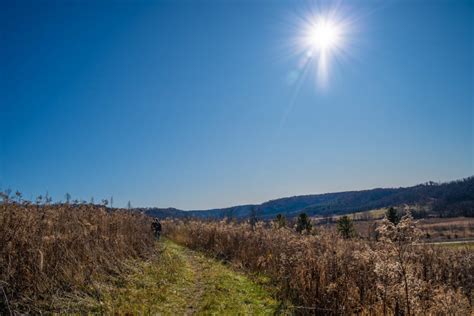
249,206,258,227
275,213,287,228
296,213,312,233
337,215,355,239
385,207,400,225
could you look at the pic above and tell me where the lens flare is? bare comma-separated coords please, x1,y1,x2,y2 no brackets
306,17,342,52
289,6,357,90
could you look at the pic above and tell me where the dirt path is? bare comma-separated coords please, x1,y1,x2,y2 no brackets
184,250,206,314
98,239,279,315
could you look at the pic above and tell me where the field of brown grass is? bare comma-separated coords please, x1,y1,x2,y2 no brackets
164,215,473,315
2,193,472,315
0,199,155,313
315,213,474,242
417,217,474,241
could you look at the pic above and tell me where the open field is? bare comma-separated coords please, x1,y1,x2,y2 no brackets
2,0,473,314
426,240,474,250
313,212,474,243
417,217,474,241
2,198,473,314
164,217,473,315
0,201,281,314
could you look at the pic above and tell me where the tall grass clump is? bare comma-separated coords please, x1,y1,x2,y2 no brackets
164,214,473,315
0,194,155,313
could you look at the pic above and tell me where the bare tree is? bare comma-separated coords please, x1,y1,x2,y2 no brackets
15,191,22,203
45,192,52,205
3,189,12,202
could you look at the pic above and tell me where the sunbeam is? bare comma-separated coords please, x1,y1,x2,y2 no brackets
291,4,358,90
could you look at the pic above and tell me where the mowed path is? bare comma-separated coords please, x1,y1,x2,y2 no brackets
99,239,278,315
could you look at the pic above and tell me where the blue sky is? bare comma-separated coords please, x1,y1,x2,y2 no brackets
1,0,472,209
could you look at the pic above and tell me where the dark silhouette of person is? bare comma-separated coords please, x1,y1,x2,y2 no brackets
151,218,162,239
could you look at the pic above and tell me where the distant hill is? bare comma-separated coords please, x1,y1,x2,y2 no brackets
142,176,474,219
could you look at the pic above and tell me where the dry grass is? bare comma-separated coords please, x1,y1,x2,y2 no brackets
418,217,474,240
164,217,473,315
0,200,155,314
317,215,474,242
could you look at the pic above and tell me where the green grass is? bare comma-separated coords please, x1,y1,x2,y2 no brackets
93,239,280,315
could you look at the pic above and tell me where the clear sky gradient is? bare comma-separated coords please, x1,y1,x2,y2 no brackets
1,0,472,209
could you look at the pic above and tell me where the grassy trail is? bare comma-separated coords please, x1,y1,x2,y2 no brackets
98,239,279,315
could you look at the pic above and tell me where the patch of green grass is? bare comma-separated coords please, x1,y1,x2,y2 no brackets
197,258,278,315
95,240,191,314
92,239,279,315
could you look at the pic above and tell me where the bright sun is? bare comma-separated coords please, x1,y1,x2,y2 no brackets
307,18,342,52
295,11,350,89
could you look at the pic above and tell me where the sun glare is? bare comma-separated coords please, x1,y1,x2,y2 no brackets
302,13,346,89
306,17,342,52
289,7,355,90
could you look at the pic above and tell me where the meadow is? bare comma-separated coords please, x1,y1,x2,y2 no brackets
0,196,155,313
314,208,474,243
1,193,472,314
164,214,473,315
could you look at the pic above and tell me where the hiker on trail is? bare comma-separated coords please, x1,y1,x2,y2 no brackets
151,218,162,239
